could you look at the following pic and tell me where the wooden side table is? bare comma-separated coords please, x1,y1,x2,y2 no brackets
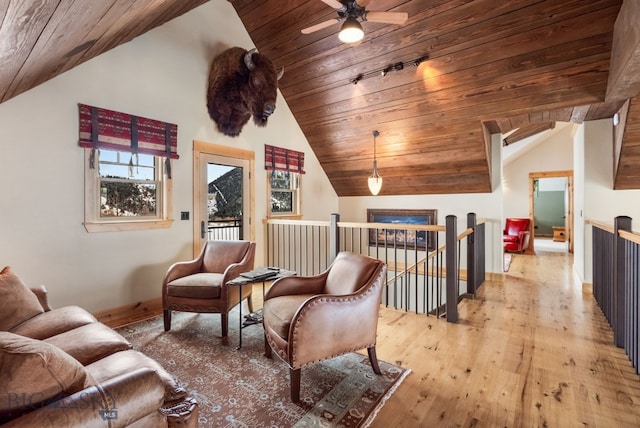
553,226,566,242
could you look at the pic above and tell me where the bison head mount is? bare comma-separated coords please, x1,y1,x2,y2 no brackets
207,47,284,137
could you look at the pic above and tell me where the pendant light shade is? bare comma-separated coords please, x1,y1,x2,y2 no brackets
368,130,382,195
339,17,364,43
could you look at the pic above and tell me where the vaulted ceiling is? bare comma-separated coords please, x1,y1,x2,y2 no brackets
2,0,640,195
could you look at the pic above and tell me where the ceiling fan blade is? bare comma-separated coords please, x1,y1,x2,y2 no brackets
301,18,341,34
357,0,372,7
321,0,344,9
365,11,409,25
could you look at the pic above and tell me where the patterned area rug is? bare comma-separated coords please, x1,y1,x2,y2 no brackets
503,253,513,272
117,311,409,427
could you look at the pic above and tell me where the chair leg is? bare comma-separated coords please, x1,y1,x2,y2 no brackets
163,310,171,331
247,293,254,313
221,313,228,340
264,333,272,358
367,346,382,375
290,368,301,403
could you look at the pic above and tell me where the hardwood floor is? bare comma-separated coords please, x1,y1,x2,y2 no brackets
371,251,640,427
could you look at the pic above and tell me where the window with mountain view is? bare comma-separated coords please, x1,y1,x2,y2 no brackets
84,149,172,232
269,170,300,217
98,150,159,217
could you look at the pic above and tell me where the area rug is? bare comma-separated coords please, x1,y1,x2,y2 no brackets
117,311,410,427
503,253,513,272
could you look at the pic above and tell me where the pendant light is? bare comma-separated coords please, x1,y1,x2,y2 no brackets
368,130,382,195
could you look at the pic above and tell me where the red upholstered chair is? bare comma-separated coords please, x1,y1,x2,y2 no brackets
162,240,255,343
262,252,387,402
503,218,531,253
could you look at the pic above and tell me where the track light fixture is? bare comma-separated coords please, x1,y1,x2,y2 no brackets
350,54,428,84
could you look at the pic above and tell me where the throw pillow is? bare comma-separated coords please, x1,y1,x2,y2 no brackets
0,332,94,420
0,267,44,332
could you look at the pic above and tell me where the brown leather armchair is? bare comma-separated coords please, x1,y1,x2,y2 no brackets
162,240,256,343
262,251,387,402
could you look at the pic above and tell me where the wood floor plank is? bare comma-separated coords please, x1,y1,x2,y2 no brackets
371,251,640,427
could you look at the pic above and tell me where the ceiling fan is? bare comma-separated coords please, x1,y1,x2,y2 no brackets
301,0,409,44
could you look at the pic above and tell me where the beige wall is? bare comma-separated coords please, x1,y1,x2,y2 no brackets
502,122,574,220
581,119,640,283
0,2,337,311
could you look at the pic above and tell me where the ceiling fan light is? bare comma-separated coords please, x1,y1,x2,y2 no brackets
339,18,364,43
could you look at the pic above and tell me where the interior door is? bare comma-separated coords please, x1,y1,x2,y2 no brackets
193,142,254,256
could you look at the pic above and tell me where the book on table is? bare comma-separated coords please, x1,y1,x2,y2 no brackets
239,267,279,281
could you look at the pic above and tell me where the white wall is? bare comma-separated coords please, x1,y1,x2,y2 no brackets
502,122,574,219
338,134,505,274
573,124,586,281
580,119,640,283
0,2,337,311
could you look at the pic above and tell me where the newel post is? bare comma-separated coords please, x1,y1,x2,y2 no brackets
446,215,458,323
466,212,477,296
613,215,632,348
330,213,340,263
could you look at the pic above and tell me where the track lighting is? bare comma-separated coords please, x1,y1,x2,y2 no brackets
350,54,429,84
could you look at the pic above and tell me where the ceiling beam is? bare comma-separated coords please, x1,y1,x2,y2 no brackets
606,0,640,101
503,122,556,146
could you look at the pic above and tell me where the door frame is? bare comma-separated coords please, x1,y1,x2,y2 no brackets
528,170,573,253
192,140,255,256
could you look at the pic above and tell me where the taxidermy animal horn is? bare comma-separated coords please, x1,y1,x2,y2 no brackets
244,48,257,71
277,67,284,80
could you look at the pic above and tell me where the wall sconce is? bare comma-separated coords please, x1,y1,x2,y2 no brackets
368,130,382,195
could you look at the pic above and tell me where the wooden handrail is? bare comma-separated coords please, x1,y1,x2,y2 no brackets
588,219,640,243
263,218,329,227
619,230,640,245
588,220,615,234
338,221,445,232
458,227,473,240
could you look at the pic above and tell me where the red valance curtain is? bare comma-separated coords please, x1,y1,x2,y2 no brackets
78,103,179,177
264,144,305,174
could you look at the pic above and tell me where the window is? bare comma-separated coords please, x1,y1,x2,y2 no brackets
78,104,177,232
84,149,173,231
264,144,305,218
268,170,301,217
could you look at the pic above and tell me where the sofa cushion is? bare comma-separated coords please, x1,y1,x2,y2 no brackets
263,294,315,339
0,267,44,332
86,349,187,402
167,273,223,299
10,306,98,340
45,323,132,366
0,332,94,420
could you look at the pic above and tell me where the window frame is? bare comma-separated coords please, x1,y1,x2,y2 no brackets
84,149,173,232
266,170,302,219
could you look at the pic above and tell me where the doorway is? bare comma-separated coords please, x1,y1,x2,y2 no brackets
192,141,255,256
528,170,573,253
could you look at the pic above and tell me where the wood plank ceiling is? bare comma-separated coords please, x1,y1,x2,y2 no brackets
1,0,639,196
0,0,208,103
231,0,637,195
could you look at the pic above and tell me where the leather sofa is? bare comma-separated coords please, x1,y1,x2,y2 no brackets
0,266,198,427
503,218,531,253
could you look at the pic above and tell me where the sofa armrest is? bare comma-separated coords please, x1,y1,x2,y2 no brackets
30,285,51,312
3,368,165,428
